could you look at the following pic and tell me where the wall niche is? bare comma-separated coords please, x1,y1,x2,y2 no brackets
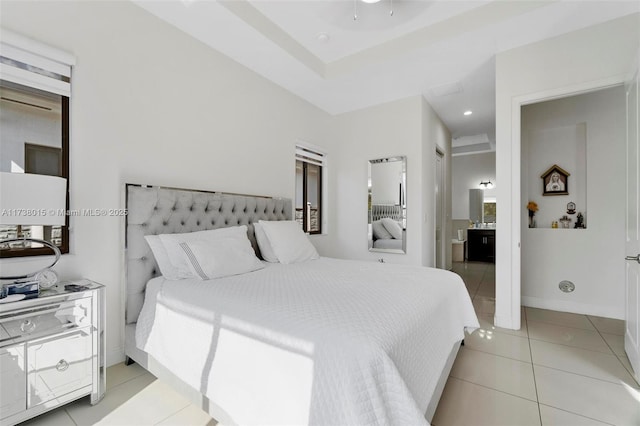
522,99,588,230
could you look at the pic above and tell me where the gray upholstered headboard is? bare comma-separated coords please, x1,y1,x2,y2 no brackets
370,204,403,222
125,184,292,324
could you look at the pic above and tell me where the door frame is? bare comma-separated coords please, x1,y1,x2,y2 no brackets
496,76,625,330
435,149,446,269
624,54,640,382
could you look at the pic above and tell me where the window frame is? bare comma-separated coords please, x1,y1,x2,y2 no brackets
295,144,325,235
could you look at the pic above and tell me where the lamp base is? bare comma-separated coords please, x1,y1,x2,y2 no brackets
0,238,61,280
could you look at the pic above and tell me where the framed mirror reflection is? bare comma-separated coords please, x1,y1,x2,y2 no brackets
368,156,406,254
0,80,69,257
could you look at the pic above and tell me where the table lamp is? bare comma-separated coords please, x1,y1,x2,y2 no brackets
0,172,67,288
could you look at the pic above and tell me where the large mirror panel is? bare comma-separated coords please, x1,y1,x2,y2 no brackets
0,80,69,257
368,156,406,253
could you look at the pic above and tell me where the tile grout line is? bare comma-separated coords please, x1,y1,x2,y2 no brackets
526,334,618,356
525,316,599,333
584,315,638,384
524,314,544,426
531,363,638,389
450,376,540,404
461,344,531,364
537,403,617,426
63,407,78,426
153,404,192,425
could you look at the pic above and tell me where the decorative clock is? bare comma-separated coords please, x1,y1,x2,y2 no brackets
36,269,59,290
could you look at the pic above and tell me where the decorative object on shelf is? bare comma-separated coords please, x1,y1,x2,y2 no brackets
0,173,67,286
559,215,571,228
541,164,570,196
36,269,59,290
527,201,538,228
574,212,586,229
567,201,576,215
552,221,559,228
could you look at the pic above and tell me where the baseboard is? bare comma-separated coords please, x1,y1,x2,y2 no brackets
521,296,624,320
107,346,126,367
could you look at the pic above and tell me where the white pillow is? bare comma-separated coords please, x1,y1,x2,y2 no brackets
144,235,184,280
381,217,403,240
253,222,279,262
258,220,319,264
179,237,264,280
372,220,393,240
159,226,250,278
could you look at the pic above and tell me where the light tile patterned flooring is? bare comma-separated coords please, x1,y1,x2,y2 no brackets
433,262,640,426
19,262,639,425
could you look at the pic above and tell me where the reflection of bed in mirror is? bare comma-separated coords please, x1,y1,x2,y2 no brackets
368,156,407,253
370,204,405,250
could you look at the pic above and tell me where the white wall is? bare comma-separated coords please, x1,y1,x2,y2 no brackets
523,120,587,229
452,152,496,220
495,13,639,329
422,98,453,270
1,1,333,366
322,96,424,265
316,96,452,268
521,87,626,318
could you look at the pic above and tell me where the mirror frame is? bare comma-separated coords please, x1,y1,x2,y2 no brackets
368,156,407,254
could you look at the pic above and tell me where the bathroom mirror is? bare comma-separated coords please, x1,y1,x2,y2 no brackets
368,156,406,253
469,189,483,225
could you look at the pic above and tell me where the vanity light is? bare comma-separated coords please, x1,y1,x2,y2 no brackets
479,180,494,189
464,110,473,116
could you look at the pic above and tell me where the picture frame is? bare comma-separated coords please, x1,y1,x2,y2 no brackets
541,164,569,196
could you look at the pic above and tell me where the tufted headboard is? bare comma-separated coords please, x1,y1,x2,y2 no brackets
370,204,403,222
125,184,292,324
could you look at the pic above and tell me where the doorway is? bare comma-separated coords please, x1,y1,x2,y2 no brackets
435,150,445,269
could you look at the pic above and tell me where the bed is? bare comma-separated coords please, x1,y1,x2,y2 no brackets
369,205,405,251
124,184,478,426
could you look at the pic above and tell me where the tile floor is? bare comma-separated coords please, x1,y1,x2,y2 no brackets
433,261,640,426
19,261,639,426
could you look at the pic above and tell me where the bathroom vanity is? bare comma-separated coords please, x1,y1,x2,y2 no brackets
467,229,495,263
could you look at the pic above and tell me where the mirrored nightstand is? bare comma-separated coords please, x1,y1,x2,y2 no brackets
0,280,105,426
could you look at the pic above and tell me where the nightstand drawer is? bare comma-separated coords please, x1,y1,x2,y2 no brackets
27,328,93,408
1,296,92,345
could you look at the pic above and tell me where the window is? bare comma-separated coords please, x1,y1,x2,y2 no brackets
295,145,325,234
0,30,74,257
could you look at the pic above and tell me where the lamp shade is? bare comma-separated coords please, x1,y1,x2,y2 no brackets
0,172,67,226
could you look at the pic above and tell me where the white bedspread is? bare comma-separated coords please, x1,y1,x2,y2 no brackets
136,257,478,426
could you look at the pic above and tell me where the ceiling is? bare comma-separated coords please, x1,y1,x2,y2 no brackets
133,0,639,155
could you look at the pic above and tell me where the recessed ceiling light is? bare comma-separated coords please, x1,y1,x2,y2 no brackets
361,0,382,3
464,110,473,116
317,32,330,43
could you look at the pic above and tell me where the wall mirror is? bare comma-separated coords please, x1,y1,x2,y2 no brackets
368,156,406,253
0,80,69,257
469,188,484,225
